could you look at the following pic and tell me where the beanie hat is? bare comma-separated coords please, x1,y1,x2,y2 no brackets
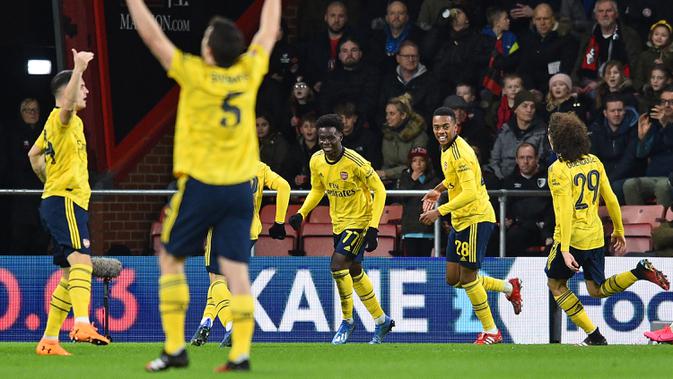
513,90,536,110
548,73,573,92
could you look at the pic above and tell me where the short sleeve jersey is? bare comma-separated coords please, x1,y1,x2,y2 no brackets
39,108,91,210
168,44,269,185
548,154,617,250
309,149,378,234
438,136,495,231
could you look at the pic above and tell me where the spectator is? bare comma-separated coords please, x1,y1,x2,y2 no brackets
300,1,360,92
593,60,638,119
335,102,382,169
455,82,487,132
516,3,578,95
378,40,438,123
633,20,673,92
319,35,380,125
7,98,50,254
508,1,561,35
575,0,642,95
257,113,295,183
285,76,319,140
542,73,587,123
368,0,425,75
638,64,672,114
416,0,449,31
443,95,494,163
619,0,669,44
558,0,591,37
268,19,301,96
377,94,429,187
487,90,549,183
481,6,520,97
623,86,673,208
589,93,643,203
486,73,524,132
423,1,490,97
290,113,320,189
502,143,554,256
396,146,440,257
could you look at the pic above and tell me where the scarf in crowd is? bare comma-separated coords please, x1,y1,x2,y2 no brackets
496,96,513,131
581,23,631,78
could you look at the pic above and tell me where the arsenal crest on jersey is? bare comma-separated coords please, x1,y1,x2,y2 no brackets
537,178,547,188
340,171,348,180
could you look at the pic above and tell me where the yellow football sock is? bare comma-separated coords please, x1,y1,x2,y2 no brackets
212,279,232,327
463,278,496,331
229,295,254,362
332,269,354,320
599,272,638,297
352,270,384,320
202,282,215,320
44,277,72,338
159,273,189,355
555,289,596,334
68,264,92,319
480,275,506,292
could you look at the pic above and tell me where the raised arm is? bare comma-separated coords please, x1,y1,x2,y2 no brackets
59,49,94,125
125,0,176,70
250,0,281,53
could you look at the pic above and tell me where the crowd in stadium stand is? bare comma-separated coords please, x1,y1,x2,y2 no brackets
2,0,673,257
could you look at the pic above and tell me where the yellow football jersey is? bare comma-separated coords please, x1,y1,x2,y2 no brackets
37,108,91,210
299,149,386,234
168,45,269,185
548,154,624,251
437,136,495,231
250,161,290,240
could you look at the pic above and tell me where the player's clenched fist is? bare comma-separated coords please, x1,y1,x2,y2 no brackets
268,222,286,240
288,214,303,231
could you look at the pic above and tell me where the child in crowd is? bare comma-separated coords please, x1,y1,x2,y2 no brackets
396,147,440,257
487,74,524,131
639,64,673,113
594,61,638,119
634,20,673,91
543,73,587,123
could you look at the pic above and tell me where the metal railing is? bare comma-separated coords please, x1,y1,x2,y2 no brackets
0,188,550,257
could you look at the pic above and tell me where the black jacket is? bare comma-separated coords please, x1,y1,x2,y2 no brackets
517,28,578,93
319,62,381,124
502,169,554,240
342,121,382,169
396,168,440,235
377,63,439,123
589,106,644,181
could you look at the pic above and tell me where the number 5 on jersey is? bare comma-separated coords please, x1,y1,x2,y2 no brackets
221,92,242,127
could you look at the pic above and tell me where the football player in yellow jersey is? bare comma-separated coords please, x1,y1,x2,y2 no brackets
126,0,280,372
288,114,395,345
545,112,670,346
420,107,523,345
29,50,111,356
190,162,290,348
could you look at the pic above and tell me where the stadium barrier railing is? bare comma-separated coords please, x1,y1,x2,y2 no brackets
0,188,551,258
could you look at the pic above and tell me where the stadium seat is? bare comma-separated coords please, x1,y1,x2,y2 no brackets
301,223,334,256
367,224,396,257
255,223,298,256
260,204,302,224
623,223,652,237
622,237,652,255
380,204,403,224
620,205,665,228
308,205,331,223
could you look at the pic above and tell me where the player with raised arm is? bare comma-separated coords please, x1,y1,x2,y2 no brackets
191,161,290,348
288,114,395,345
419,107,522,344
545,112,669,345
125,0,280,372
30,50,111,356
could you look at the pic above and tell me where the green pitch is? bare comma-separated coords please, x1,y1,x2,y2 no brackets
4,342,671,378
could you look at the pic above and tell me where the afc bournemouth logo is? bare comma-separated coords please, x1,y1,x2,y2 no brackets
537,178,547,188
340,172,348,180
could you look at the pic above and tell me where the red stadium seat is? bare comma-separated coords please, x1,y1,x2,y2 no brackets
380,204,403,224
622,237,652,255
301,223,334,256
624,223,652,237
260,204,302,224
255,223,298,256
620,205,665,228
308,206,331,223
